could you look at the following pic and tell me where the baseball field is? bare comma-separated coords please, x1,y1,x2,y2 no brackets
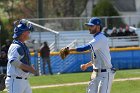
2,69,140,93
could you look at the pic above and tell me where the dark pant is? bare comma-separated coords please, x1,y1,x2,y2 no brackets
0,66,7,74
42,57,53,75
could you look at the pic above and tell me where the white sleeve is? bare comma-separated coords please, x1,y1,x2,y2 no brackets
8,44,22,64
88,37,103,51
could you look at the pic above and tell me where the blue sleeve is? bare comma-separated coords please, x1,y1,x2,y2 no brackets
76,44,91,52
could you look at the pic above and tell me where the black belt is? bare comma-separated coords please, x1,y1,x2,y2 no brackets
94,69,107,72
8,76,27,80
94,68,116,72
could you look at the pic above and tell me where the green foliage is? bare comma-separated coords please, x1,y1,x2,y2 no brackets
93,0,119,16
0,18,13,45
0,0,37,46
92,0,125,28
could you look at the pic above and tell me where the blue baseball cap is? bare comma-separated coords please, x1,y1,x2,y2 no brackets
13,19,33,39
85,17,101,26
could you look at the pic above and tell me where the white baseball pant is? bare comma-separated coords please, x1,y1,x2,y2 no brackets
5,77,32,93
87,69,115,93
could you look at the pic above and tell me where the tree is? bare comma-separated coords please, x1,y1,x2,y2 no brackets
0,0,37,19
0,0,37,46
92,0,125,28
0,19,12,46
43,0,88,18
43,0,88,30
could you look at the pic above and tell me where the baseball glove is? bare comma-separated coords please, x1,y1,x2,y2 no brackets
59,47,70,60
0,74,6,91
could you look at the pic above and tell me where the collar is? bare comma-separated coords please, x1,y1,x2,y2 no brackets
13,39,24,45
94,32,101,37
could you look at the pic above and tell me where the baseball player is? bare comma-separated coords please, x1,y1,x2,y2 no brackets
5,19,36,93
67,17,116,93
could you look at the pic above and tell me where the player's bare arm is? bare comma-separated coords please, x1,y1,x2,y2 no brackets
11,60,36,74
81,61,93,71
19,64,36,74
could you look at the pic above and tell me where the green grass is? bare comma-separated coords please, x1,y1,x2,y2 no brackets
2,80,140,93
111,80,140,93
29,69,140,86
2,69,140,93
29,72,91,86
31,80,140,93
32,85,86,93
114,69,140,79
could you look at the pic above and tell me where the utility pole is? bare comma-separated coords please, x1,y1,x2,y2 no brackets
38,0,43,19
36,0,43,75
0,25,1,53
37,0,43,45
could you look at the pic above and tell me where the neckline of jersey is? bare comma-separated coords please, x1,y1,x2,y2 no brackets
94,31,101,37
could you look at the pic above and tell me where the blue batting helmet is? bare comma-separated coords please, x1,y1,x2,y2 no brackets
85,17,101,26
13,19,33,39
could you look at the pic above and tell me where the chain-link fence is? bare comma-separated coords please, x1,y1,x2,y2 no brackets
28,15,140,31
27,16,140,75
26,16,140,52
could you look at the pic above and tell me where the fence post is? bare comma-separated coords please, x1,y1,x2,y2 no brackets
34,51,41,76
129,16,131,26
55,34,59,51
74,40,77,48
83,38,86,45
111,38,114,47
138,36,140,46
37,51,42,76
0,25,1,53
105,17,108,27
38,30,41,45
80,18,83,30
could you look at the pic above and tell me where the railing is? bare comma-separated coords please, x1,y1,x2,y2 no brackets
27,16,140,51
64,36,140,48
28,21,59,34
29,32,140,51
28,20,60,51
66,40,77,48
49,42,55,52
108,36,140,48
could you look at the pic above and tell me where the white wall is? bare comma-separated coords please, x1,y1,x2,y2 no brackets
119,0,140,27
135,0,140,13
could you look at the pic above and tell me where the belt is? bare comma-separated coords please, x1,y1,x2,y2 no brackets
94,69,107,72
94,68,116,72
8,76,27,80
